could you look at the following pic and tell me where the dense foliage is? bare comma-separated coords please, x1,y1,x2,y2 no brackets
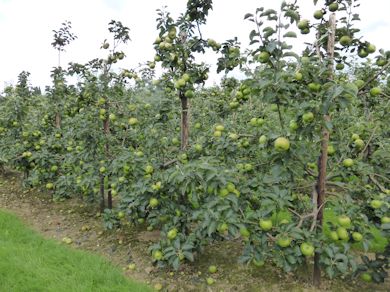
0,0,389,286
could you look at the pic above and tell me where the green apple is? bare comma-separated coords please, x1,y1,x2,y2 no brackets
277,237,292,248
301,56,310,64
313,10,324,19
339,35,352,47
259,219,273,231
149,198,159,208
229,133,239,140
152,250,163,260
370,87,382,96
194,144,203,152
354,79,365,89
218,222,228,233
239,227,250,238
352,232,363,242
258,135,267,144
215,124,225,131
226,183,236,192
270,104,278,111
370,199,383,209
185,89,194,98
145,165,154,174
337,227,349,240
376,57,387,66
208,265,217,273
213,130,222,137
174,78,186,89
249,118,258,126
219,188,229,197
354,138,364,149
295,71,303,81
297,19,309,30
358,48,368,58
337,215,351,227
381,216,390,224
308,83,321,92
367,43,376,54
329,231,339,241
328,2,339,11
327,145,336,155
258,51,270,63
300,242,315,256
167,228,178,240
336,63,345,70
46,183,54,190
128,117,138,125
360,272,372,282
289,120,298,131
302,112,314,123
343,158,354,167
351,133,360,141
274,137,290,151
206,277,215,285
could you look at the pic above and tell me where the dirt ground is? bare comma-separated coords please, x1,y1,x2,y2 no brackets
0,171,388,292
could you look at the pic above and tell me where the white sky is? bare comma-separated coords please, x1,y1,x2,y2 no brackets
0,0,389,90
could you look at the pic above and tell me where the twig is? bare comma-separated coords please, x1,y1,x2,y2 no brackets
369,174,387,193
359,123,378,156
160,159,177,169
372,173,390,182
359,61,390,92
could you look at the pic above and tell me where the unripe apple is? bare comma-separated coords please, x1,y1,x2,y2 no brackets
337,227,349,240
352,232,363,242
259,219,273,231
300,242,315,256
370,199,383,209
297,19,309,30
343,158,354,167
338,215,351,228
313,10,324,20
339,35,352,47
274,137,290,151
302,112,314,123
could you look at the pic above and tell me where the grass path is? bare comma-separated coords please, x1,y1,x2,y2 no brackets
0,209,152,292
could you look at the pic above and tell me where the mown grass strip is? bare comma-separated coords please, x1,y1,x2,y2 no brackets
0,210,152,292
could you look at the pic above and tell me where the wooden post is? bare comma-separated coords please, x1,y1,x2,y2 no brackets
55,113,61,128
180,93,189,150
313,13,336,287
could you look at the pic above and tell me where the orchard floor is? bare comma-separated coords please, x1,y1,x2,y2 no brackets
0,171,388,292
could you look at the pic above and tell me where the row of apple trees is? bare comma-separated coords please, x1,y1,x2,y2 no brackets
0,0,389,287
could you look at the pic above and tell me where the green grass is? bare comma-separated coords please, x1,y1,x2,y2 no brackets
0,210,152,292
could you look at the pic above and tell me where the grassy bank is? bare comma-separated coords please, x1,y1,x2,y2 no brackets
0,210,151,292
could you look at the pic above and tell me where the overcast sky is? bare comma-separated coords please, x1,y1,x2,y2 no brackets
0,0,389,91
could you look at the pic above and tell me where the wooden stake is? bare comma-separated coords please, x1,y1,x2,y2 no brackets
313,12,336,287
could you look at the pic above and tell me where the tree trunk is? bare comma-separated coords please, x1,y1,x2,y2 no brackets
313,13,336,287
103,117,113,209
180,94,189,150
100,174,105,212
55,112,61,128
